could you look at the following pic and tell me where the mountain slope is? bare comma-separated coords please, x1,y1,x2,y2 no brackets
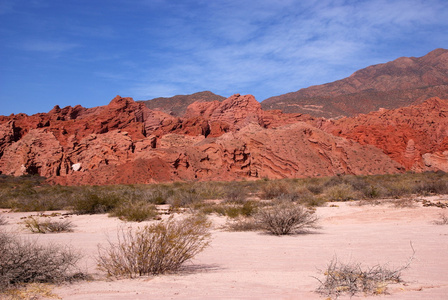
140,91,225,117
262,48,448,118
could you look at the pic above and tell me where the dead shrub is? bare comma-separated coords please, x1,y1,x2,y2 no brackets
0,214,7,225
433,213,448,225
223,217,263,232
255,201,318,235
23,216,74,233
316,245,415,299
389,198,417,208
0,231,83,290
97,214,211,277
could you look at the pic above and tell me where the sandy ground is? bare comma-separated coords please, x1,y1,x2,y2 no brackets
1,196,448,300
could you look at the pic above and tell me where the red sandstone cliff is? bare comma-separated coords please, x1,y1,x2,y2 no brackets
320,97,448,172
0,93,410,185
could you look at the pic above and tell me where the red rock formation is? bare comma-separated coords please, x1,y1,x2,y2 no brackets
321,97,448,171
1,93,446,185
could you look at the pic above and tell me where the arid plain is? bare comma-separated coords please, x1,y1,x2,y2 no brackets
2,196,447,299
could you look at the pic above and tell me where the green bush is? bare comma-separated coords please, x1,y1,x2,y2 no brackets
110,200,158,222
323,183,359,201
72,190,121,214
97,214,211,277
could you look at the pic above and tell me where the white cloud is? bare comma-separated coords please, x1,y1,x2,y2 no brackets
16,40,79,53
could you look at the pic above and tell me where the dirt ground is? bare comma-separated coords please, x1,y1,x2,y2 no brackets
1,196,448,299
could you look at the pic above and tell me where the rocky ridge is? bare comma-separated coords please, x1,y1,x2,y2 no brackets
1,93,447,185
262,48,448,118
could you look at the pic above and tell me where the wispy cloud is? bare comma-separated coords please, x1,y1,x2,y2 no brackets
125,0,448,100
17,40,79,53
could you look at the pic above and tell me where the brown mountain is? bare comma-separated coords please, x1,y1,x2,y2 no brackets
140,91,225,117
262,48,448,118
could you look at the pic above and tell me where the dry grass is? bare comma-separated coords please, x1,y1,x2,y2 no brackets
97,214,212,277
223,217,263,232
22,216,74,233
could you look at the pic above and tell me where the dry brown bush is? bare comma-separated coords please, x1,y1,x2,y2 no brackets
223,217,263,232
97,214,211,277
255,201,318,235
316,245,415,299
433,213,448,225
0,214,7,226
23,216,74,233
0,231,83,290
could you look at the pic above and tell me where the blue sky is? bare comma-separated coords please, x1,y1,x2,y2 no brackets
1,0,448,115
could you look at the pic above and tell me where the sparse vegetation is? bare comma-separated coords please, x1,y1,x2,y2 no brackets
433,213,448,225
0,172,447,213
0,231,84,290
0,214,7,225
316,245,415,299
255,201,318,235
223,217,262,232
110,200,158,222
97,214,211,277
22,216,74,233
323,183,359,201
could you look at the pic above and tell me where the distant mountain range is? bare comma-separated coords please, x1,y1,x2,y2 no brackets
140,48,448,119
261,48,448,118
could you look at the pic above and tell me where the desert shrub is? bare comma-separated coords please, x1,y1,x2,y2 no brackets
260,180,292,199
414,178,448,195
168,188,200,208
23,216,74,233
433,213,448,225
223,184,248,204
110,200,158,222
255,201,318,235
0,214,7,226
72,189,121,214
97,214,211,277
0,231,83,290
192,181,225,200
197,200,258,218
223,217,263,232
316,250,414,299
323,183,359,201
360,184,386,199
389,198,417,208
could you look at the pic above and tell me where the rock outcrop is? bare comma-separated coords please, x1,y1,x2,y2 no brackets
321,97,448,171
0,93,411,185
